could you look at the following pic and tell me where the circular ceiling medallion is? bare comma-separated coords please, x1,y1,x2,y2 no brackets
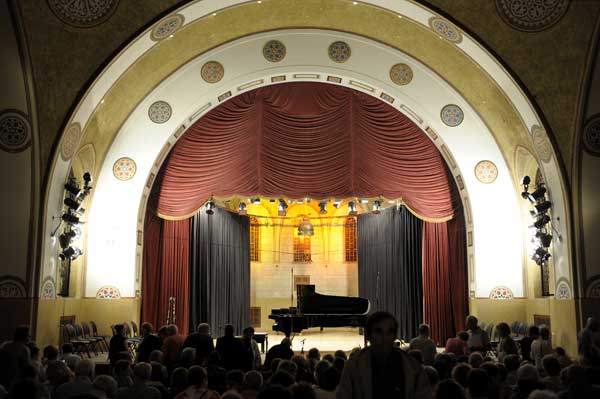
201,61,225,83
113,157,136,181
583,114,600,157
328,41,351,63
60,122,81,161
262,40,286,62
475,160,498,184
428,17,463,43
440,104,464,127
531,124,553,163
0,109,31,153
47,0,119,28
148,101,172,124
389,63,413,86
150,14,185,41
495,0,570,32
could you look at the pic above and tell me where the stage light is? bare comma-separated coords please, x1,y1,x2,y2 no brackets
205,200,215,215
252,198,261,204
333,200,341,208
527,186,547,203
533,201,552,215
532,247,551,265
532,214,551,229
297,218,314,236
306,198,312,203
64,197,85,214
58,233,72,249
59,246,82,261
536,232,553,248
359,199,369,204
239,202,247,215
64,181,81,197
372,200,381,214
348,201,357,216
269,199,276,204
61,213,80,225
83,172,92,187
521,175,531,186
319,202,327,214
278,199,288,216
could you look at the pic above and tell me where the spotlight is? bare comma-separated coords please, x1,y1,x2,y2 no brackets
269,199,276,204
205,200,215,215
532,214,551,229
61,213,80,225
535,232,553,248
306,198,312,203
252,198,261,204
319,202,327,214
533,201,552,215
532,247,551,265
58,233,72,249
372,200,381,215
64,197,85,214
278,199,288,216
333,200,341,208
348,201,357,216
359,199,369,204
64,181,81,197
297,218,314,237
83,172,92,187
527,186,547,203
239,202,247,215
520,175,531,186
59,246,82,261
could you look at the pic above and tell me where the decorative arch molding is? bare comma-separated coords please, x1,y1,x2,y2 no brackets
39,0,571,301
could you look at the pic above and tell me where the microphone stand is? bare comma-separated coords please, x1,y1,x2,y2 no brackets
375,271,380,311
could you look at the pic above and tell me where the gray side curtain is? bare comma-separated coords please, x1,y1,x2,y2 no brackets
190,207,250,336
358,206,423,341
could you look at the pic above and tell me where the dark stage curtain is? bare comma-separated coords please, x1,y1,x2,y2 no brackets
157,82,457,221
358,206,423,341
141,211,191,335
422,208,468,345
190,207,250,336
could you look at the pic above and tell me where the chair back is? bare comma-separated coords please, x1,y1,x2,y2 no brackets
82,322,92,337
131,321,139,336
90,320,99,336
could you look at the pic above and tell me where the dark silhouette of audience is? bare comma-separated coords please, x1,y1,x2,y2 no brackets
184,322,215,366
264,337,294,369
216,324,247,371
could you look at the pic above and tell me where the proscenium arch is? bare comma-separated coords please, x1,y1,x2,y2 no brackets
39,0,571,304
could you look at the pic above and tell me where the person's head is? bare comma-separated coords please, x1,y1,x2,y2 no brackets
222,392,243,399
281,337,292,348
197,323,211,335
517,364,539,383
529,325,540,338
93,375,118,398
452,363,472,388
407,349,423,364
586,316,599,331
528,390,559,399
45,360,72,387
171,367,188,388
141,322,154,336
560,364,587,386
270,358,281,374
150,361,166,383
307,348,320,360
320,366,340,391
435,379,466,399
290,381,316,399
180,347,196,366
333,349,347,360
278,359,298,379
322,354,334,363
207,350,222,366
149,349,164,364
28,344,41,361
457,331,469,341
43,345,59,362
539,327,550,340
366,311,398,351
424,365,439,388
480,361,499,383
465,315,478,330
243,326,255,341
157,326,168,338
467,368,489,397
257,384,292,399
496,322,511,338
542,355,561,377
75,359,94,380
166,324,178,336
468,352,483,368
224,324,235,337
555,347,566,357
291,354,309,370
114,324,124,336
62,343,74,354
243,370,263,390
13,325,30,342
332,356,345,372
504,354,520,372
434,355,453,380
188,365,208,387
270,370,295,387
226,369,244,391
418,323,431,337
314,360,331,386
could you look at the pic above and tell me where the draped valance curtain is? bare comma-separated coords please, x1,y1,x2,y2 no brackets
156,83,458,221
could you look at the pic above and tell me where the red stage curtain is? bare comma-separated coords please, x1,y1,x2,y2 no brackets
141,212,191,335
422,208,468,345
157,83,457,221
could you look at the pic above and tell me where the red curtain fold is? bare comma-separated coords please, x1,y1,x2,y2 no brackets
422,209,468,345
141,213,191,335
157,82,456,220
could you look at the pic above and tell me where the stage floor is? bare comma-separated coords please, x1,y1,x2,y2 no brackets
265,327,366,353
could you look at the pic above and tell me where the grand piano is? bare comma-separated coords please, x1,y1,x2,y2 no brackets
268,284,371,337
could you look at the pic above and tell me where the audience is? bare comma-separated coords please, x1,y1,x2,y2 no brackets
409,324,437,365
466,316,491,354
1,315,598,399
520,326,540,363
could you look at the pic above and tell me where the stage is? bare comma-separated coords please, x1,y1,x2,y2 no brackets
264,327,366,354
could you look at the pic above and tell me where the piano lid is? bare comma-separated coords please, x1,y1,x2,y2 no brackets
296,284,370,315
